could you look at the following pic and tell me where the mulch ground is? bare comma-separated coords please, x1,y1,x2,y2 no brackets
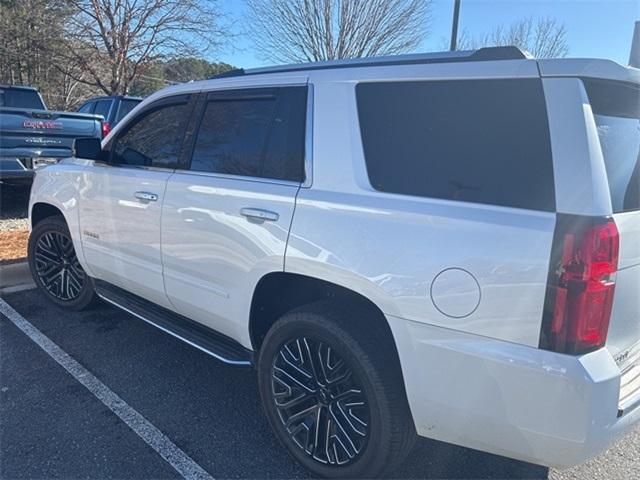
0,230,29,264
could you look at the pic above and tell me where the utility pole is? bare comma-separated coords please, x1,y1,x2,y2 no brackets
630,21,639,68
450,0,462,51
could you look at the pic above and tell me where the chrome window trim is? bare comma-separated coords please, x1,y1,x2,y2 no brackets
91,161,176,174
172,169,301,188
302,83,314,188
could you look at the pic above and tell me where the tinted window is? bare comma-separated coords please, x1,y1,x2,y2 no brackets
113,101,190,168
356,79,555,211
190,87,306,182
0,88,46,109
94,99,112,120
116,99,141,123
585,79,639,213
78,102,95,113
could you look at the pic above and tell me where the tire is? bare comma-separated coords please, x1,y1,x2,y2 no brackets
28,215,95,310
258,301,416,478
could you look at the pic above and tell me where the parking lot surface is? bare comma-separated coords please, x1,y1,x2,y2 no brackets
1,288,638,479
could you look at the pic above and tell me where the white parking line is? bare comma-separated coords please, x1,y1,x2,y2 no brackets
0,297,214,480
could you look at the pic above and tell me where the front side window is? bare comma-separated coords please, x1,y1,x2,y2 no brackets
190,87,307,182
356,79,555,211
112,101,190,168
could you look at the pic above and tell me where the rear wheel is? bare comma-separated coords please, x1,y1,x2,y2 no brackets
28,215,95,310
258,301,415,478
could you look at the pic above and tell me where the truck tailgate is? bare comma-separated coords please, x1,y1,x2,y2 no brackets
0,107,101,156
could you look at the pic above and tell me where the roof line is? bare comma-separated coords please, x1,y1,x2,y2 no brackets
209,46,531,80
0,84,38,90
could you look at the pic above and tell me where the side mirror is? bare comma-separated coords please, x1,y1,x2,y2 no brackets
73,137,105,161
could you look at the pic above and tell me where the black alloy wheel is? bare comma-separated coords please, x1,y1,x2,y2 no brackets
271,336,370,466
258,301,416,478
33,230,85,301
28,215,95,310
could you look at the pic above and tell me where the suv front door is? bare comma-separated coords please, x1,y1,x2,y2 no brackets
161,86,309,343
78,94,195,308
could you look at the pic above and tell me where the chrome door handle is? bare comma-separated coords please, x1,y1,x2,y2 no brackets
240,208,279,222
134,191,158,202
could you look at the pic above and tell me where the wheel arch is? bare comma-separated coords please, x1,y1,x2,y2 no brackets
249,272,399,355
31,202,65,228
250,271,417,468
29,197,90,276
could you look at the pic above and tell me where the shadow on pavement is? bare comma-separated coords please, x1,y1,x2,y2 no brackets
1,289,549,480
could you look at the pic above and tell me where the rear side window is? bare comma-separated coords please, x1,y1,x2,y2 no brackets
0,88,46,109
78,102,95,113
94,99,112,120
356,79,555,211
189,87,307,182
584,79,639,213
112,101,190,168
116,99,140,123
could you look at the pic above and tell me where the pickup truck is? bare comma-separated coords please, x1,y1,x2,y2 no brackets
0,85,103,186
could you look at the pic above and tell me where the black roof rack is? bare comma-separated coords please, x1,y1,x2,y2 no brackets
209,68,246,79
208,46,531,80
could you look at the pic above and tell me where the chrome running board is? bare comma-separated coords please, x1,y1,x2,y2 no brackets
95,280,252,367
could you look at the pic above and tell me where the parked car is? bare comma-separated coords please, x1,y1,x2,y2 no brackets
0,85,103,186
76,95,142,136
27,47,640,478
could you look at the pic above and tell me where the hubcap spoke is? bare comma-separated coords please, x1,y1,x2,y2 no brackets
34,230,86,301
272,336,370,466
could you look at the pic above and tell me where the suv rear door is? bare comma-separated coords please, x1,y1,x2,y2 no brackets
93,99,113,123
114,98,141,126
78,94,196,309
161,84,308,343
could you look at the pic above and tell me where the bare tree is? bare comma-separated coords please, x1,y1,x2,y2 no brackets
247,0,431,63
0,0,102,109
455,17,568,58
61,0,229,95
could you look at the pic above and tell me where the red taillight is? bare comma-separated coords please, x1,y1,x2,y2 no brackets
101,121,111,138
541,216,619,355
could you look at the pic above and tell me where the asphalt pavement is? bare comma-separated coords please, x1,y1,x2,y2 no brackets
1,288,638,479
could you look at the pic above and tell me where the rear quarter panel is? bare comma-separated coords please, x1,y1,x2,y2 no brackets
285,71,555,347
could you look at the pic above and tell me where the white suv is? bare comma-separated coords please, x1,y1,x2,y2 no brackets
28,47,640,478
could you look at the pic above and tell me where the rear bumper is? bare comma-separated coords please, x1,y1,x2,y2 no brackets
0,161,34,184
387,314,640,468
0,154,67,185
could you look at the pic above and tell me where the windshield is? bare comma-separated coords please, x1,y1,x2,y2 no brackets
0,88,46,109
585,79,640,213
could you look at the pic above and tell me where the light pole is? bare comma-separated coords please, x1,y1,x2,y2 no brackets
630,21,639,68
450,0,462,51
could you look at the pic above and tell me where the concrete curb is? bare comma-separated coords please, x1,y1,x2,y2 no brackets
0,261,35,295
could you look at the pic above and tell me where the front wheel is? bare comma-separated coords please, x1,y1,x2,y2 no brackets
258,301,416,478
28,215,95,310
